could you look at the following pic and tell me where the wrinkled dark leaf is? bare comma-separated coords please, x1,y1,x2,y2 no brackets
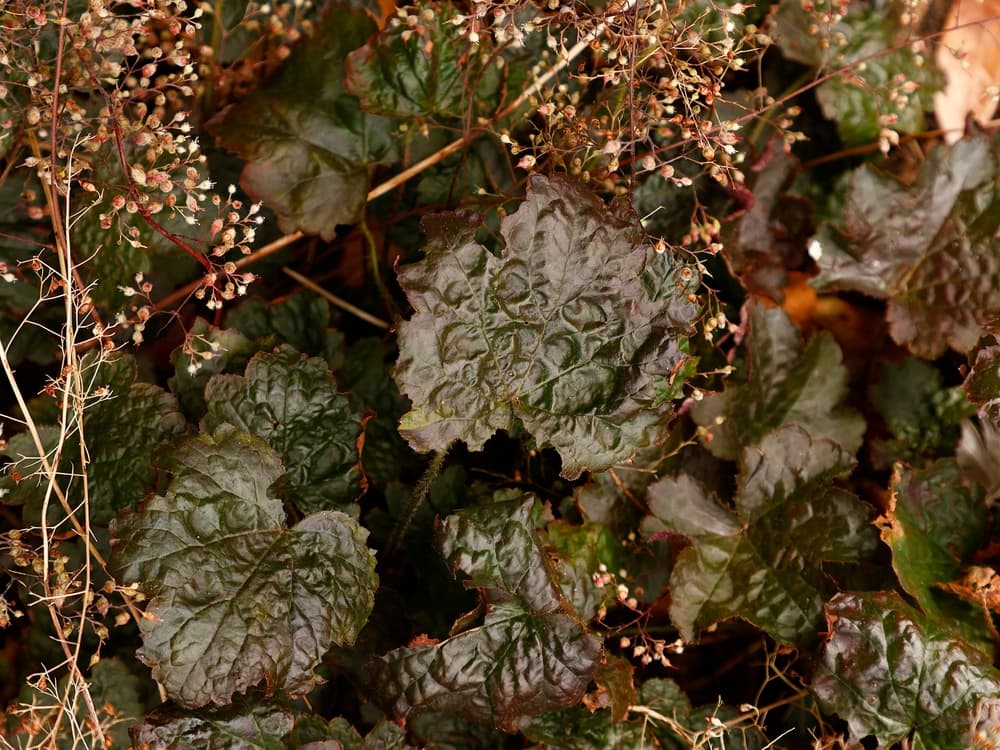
394,175,700,479
813,591,1000,748
692,300,863,460
130,701,293,750
370,496,603,730
812,133,1000,358
203,346,363,514
111,428,378,707
209,3,398,239
641,426,877,643
345,0,501,119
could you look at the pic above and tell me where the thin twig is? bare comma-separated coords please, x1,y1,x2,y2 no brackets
165,0,643,307
152,229,304,312
282,267,390,330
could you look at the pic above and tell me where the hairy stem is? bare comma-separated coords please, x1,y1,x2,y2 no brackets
384,448,449,558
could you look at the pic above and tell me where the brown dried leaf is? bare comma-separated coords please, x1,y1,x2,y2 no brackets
934,0,1000,142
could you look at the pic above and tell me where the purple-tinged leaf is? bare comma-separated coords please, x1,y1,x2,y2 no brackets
813,591,1000,748
130,702,293,749
370,496,603,731
641,426,877,644
394,175,700,479
111,427,378,708
692,300,863,460
812,133,1000,358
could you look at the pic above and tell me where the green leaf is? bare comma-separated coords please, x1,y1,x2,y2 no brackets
394,175,700,479
868,357,975,467
772,0,941,145
225,292,345,370
812,133,1000,358
209,3,398,239
407,712,511,750
877,460,989,640
202,346,363,515
522,678,766,750
130,701,293,749
543,520,621,620
691,300,864,460
812,591,1000,748
520,707,649,750
345,0,501,119
110,428,378,708
370,495,604,730
4,353,187,526
641,425,877,643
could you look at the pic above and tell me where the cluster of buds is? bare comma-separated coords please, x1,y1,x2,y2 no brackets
619,634,685,668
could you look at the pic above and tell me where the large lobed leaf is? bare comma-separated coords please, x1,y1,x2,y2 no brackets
813,591,1000,748
202,346,363,515
111,427,378,708
370,495,604,731
641,426,877,644
394,175,701,479
812,132,1000,358
692,300,863,460
209,3,398,239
